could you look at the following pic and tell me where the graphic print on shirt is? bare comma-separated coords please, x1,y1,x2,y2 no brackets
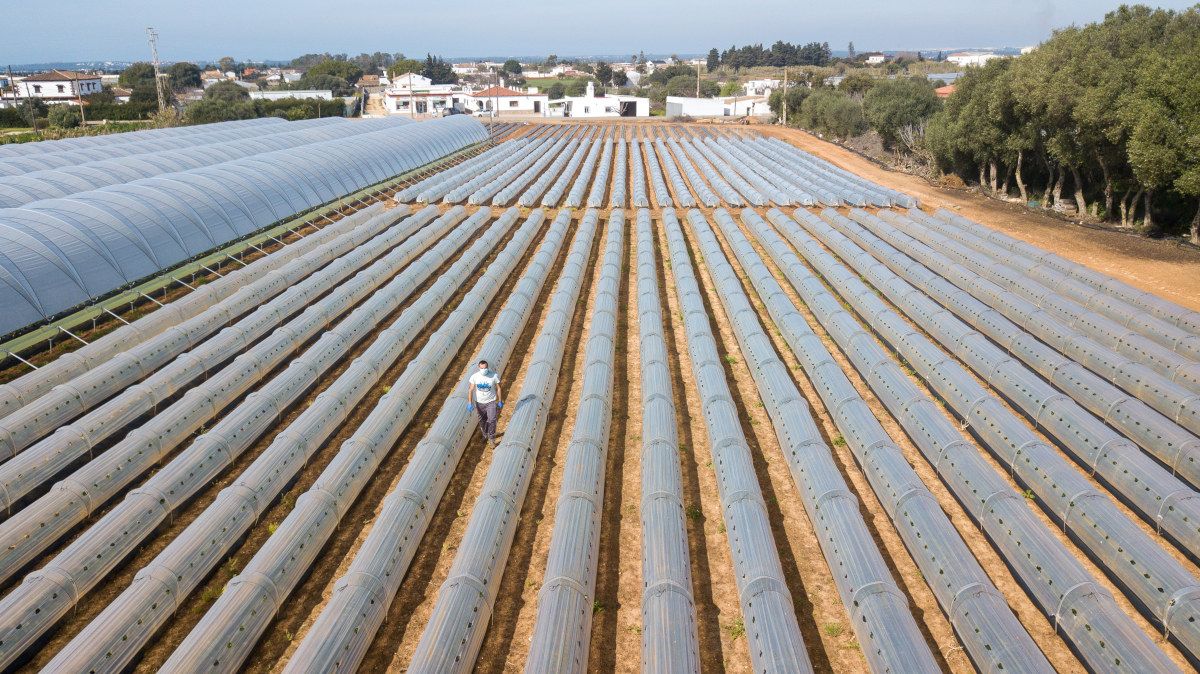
469,370,500,404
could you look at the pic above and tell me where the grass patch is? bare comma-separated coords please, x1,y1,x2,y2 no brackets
823,623,844,638
831,435,846,447
726,618,746,640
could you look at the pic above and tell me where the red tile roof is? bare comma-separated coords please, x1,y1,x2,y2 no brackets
935,84,956,99
472,86,537,98
22,69,99,82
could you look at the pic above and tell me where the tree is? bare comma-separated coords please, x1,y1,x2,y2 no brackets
1125,9,1200,239
863,77,941,146
706,48,720,72
167,62,202,90
769,87,810,122
387,57,422,80
47,105,81,129
118,62,156,88
848,42,856,59
423,54,458,84
611,70,629,87
306,58,363,85
502,59,523,76
547,82,566,100
204,80,250,102
799,90,867,140
595,62,614,89
838,72,875,97
217,56,236,73
565,78,592,97
298,74,352,96
545,54,558,69
184,98,256,124
665,74,717,98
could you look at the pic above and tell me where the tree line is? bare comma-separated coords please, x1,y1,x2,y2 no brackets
763,5,1199,242
927,4,1199,240
708,41,833,71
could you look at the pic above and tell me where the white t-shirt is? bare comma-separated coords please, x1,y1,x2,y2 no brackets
469,369,501,404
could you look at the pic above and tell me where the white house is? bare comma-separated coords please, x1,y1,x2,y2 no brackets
464,85,548,116
864,54,887,65
17,70,102,103
545,81,648,118
665,95,771,118
743,78,780,97
250,90,336,101
946,51,1009,67
383,73,466,117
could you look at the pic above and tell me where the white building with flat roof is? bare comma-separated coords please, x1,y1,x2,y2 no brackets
665,95,771,118
249,90,336,101
545,81,648,118
946,51,1009,67
464,86,548,116
743,78,780,96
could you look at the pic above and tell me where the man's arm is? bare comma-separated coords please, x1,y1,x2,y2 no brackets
494,380,502,405
465,379,474,406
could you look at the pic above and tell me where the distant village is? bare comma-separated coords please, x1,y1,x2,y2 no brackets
0,48,1023,123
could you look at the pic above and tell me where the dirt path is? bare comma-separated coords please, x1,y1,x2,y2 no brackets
756,126,1200,312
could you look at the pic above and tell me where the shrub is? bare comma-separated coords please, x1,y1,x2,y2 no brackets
47,105,81,129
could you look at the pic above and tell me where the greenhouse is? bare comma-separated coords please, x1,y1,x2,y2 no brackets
0,115,487,336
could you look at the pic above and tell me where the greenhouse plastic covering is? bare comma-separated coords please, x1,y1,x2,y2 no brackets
0,117,281,159
0,118,411,205
759,208,1180,671
43,208,525,673
632,209,700,673
690,209,937,672
274,211,569,674
164,208,547,673
733,209,1049,672
660,208,813,673
0,115,487,336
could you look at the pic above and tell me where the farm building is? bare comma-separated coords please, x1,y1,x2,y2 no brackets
545,80,649,118
665,95,772,118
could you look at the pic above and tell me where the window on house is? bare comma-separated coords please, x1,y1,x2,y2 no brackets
57,85,65,93
508,100,518,107
33,85,42,93
583,106,589,113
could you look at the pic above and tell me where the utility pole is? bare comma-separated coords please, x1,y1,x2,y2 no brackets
782,67,788,126
146,27,167,113
695,60,701,97
74,72,87,125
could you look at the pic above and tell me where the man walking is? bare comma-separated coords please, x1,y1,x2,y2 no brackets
466,359,503,445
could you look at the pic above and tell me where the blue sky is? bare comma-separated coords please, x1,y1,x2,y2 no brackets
3,0,1197,64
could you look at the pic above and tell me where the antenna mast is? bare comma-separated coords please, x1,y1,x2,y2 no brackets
146,27,167,113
